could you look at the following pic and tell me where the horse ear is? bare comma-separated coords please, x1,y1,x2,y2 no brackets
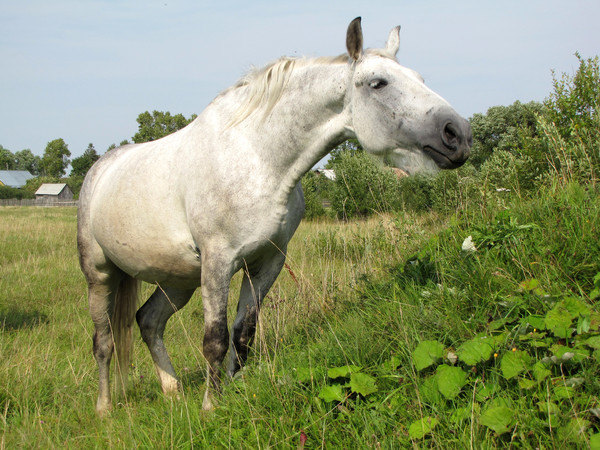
385,25,400,57
346,17,363,61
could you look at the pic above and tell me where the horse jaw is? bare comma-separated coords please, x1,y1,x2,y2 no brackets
383,147,441,176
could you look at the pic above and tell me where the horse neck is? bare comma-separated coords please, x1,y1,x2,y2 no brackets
232,61,352,203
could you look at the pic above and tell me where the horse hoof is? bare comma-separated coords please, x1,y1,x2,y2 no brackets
96,402,112,417
202,390,215,411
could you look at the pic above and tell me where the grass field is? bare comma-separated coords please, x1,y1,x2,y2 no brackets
1,185,599,448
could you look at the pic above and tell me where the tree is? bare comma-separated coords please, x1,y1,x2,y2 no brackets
468,101,544,168
70,143,100,177
545,52,599,140
132,110,197,143
14,149,41,175
40,138,71,177
0,145,15,170
328,147,402,219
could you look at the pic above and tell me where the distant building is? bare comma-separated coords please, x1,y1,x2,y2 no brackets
35,183,74,203
0,170,34,188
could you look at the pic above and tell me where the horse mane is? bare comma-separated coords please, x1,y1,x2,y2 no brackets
224,49,396,127
225,54,346,127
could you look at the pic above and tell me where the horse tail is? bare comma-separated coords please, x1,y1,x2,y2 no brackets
112,274,139,396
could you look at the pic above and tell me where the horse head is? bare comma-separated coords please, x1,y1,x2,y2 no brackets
345,17,472,175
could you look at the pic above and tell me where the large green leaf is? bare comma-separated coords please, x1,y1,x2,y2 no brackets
457,336,494,365
500,350,531,379
435,364,467,400
318,384,345,402
585,335,600,349
523,314,547,330
327,365,361,379
532,361,551,382
412,340,445,371
545,304,573,338
408,416,439,439
562,297,591,318
479,406,515,434
349,372,377,396
419,375,443,404
590,433,600,450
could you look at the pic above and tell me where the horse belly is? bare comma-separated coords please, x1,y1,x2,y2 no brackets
91,209,202,288
104,235,202,288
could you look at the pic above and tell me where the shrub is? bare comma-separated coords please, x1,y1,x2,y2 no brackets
396,174,434,212
0,185,31,199
300,171,327,220
329,150,402,219
428,165,482,213
530,53,600,187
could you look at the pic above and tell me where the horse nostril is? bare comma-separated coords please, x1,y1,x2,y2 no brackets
442,122,460,150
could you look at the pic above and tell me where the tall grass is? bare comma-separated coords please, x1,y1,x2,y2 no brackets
1,182,598,448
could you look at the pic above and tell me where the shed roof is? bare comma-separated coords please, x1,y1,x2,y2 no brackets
35,183,69,196
0,170,34,188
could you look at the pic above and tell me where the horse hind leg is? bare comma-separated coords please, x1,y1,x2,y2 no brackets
86,267,138,415
88,280,118,414
227,253,286,378
136,286,195,395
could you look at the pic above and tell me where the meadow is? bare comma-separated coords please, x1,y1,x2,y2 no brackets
1,180,599,448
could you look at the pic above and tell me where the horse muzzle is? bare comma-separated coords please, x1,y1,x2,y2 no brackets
422,108,472,169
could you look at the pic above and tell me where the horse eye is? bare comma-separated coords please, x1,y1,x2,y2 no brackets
369,79,388,89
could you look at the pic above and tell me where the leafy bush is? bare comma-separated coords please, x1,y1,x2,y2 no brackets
329,150,402,219
300,171,328,220
0,185,31,199
395,174,434,212
478,150,538,195
469,101,544,169
525,52,600,188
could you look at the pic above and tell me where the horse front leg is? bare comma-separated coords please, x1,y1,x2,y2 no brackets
227,253,286,377
201,255,234,411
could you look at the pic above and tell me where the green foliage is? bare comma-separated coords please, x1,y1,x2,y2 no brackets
40,138,71,177
70,143,99,177
132,110,197,143
479,406,515,435
457,336,494,365
408,417,439,439
412,340,444,371
435,365,467,400
545,53,600,140
0,185,31,199
317,364,377,404
328,148,402,219
469,100,544,168
14,149,41,175
300,171,327,219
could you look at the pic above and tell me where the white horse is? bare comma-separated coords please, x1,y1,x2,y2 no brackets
77,17,471,414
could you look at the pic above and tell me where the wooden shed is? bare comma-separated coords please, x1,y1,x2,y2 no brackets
35,183,74,203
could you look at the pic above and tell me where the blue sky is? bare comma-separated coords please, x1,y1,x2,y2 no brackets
1,0,599,159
